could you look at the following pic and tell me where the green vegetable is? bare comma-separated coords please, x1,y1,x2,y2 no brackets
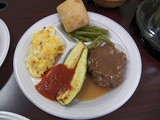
64,41,85,69
79,25,109,35
99,35,114,45
91,26,109,34
74,31,102,38
60,23,65,31
60,23,111,44
88,35,114,49
88,37,100,49
95,39,104,47
57,47,88,106
67,33,77,42
82,28,102,33
72,34,91,42
61,23,77,42
78,25,92,31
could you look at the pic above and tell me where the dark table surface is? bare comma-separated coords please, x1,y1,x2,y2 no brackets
0,0,160,120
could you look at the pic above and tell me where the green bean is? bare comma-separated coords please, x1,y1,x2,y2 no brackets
79,25,109,34
67,33,77,42
61,23,110,44
82,28,103,34
78,25,92,31
84,29,97,32
88,37,100,49
95,39,104,47
99,35,114,45
88,35,114,49
60,23,77,42
60,23,65,31
74,31,102,38
91,26,109,35
72,34,91,42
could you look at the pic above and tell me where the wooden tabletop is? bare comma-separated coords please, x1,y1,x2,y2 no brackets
0,0,160,120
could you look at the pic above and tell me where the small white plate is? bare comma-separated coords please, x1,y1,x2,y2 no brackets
14,12,142,119
0,19,10,67
0,111,29,120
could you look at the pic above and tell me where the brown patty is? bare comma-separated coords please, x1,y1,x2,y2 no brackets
88,44,127,88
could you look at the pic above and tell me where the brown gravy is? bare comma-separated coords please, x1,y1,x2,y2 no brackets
88,44,126,88
76,75,110,101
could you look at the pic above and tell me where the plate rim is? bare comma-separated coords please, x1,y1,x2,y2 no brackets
0,19,10,67
13,12,142,119
0,111,30,120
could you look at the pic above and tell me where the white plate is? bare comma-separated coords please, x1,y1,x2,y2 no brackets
0,19,10,67
0,111,29,120
13,12,142,119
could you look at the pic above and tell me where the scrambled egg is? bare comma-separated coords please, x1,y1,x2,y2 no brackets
25,26,65,78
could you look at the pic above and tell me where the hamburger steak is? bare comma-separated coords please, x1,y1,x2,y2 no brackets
88,44,127,88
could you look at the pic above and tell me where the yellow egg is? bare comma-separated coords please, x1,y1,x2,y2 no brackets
25,26,65,78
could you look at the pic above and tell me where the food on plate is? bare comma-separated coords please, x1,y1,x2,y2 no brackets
66,33,77,43
25,26,65,78
74,31,102,38
80,25,109,34
35,42,88,105
60,23,77,42
64,41,85,69
34,0,127,105
61,23,111,44
72,34,90,42
88,44,127,88
88,35,114,49
35,64,75,101
76,74,110,101
57,0,89,33
57,47,88,105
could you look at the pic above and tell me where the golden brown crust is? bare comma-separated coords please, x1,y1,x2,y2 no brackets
57,0,89,33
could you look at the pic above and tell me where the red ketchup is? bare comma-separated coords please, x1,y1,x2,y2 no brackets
35,64,75,101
